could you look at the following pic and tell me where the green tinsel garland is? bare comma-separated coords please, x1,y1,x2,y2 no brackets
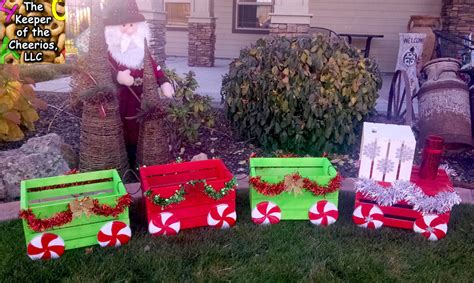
144,177,237,207
144,187,186,208
188,177,237,200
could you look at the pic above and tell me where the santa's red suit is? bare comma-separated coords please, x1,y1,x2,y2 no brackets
103,0,174,161
108,54,169,145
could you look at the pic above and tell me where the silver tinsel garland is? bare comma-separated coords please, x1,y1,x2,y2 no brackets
355,179,461,215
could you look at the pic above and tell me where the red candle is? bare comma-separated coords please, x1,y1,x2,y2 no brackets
419,135,444,179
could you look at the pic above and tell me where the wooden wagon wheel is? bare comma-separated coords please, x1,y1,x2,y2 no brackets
386,70,416,125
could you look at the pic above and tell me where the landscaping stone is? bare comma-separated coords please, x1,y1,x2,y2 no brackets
191,153,209,162
0,134,78,200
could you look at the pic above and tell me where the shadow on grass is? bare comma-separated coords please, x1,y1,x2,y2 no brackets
1,191,473,282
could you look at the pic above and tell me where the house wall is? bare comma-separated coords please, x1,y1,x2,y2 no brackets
165,0,443,72
166,30,189,56
214,0,263,59
311,0,442,72
165,0,262,59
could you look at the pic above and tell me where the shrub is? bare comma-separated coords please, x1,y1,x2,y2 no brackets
0,65,47,142
222,36,382,154
165,70,214,145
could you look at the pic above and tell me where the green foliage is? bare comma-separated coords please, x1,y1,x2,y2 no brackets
0,65,47,142
222,36,382,154
165,70,214,144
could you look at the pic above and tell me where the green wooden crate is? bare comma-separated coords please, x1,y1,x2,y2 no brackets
249,158,339,222
20,169,130,253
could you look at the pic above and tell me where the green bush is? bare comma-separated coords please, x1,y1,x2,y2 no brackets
222,36,382,154
165,70,214,144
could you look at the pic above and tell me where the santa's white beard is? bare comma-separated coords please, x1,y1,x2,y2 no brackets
105,21,151,69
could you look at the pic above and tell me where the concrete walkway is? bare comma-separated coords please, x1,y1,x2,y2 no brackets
1,177,472,222
34,56,396,113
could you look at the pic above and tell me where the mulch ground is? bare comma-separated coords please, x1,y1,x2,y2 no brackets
0,92,472,188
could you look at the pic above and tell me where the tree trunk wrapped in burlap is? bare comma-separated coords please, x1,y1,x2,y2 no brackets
78,0,129,174
136,40,170,167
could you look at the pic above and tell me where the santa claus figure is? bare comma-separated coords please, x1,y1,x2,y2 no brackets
103,0,174,163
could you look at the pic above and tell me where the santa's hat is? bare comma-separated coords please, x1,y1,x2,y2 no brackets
103,0,146,26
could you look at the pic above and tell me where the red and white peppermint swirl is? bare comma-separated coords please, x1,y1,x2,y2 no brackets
413,214,448,241
251,201,281,225
97,221,132,247
352,204,384,229
27,233,65,260
149,212,181,236
207,204,237,229
308,200,339,226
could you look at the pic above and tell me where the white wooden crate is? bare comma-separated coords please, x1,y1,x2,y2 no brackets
358,122,416,182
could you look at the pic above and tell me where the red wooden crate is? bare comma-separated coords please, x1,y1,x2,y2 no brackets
354,167,456,241
140,159,236,236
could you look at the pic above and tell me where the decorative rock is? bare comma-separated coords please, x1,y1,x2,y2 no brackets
0,134,77,200
191,153,208,162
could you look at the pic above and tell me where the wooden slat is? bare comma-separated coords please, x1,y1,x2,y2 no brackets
254,168,327,178
27,181,115,201
250,157,331,168
22,170,115,189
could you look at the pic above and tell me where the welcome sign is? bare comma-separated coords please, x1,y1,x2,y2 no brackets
395,33,426,94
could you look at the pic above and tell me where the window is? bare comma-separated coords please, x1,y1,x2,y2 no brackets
234,0,273,34
165,2,191,28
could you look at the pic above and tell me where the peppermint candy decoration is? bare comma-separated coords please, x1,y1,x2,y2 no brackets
251,201,281,225
353,204,384,229
308,200,339,226
149,212,181,236
97,221,132,247
413,214,448,241
27,233,65,260
207,204,237,229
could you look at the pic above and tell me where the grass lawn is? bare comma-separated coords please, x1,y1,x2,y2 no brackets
0,190,473,282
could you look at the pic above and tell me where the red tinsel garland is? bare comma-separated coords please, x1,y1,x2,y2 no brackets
19,209,73,233
91,194,133,217
249,176,285,196
303,175,342,196
19,194,132,232
249,174,342,197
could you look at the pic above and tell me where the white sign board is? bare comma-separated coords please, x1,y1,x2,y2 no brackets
358,122,416,182
395,33,426,95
